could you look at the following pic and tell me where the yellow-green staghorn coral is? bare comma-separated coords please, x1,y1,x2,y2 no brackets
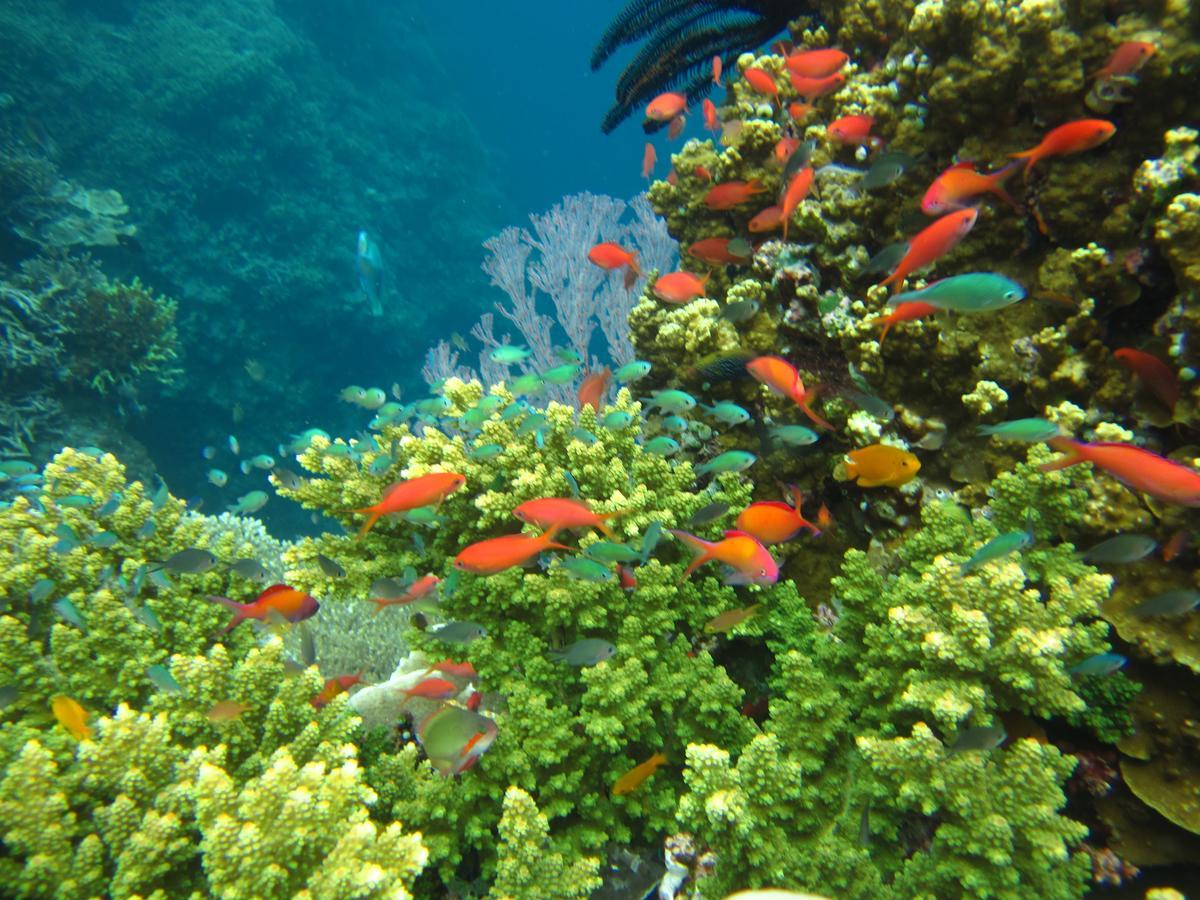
490,786,601,899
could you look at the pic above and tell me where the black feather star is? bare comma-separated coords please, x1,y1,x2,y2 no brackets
592,0,805,134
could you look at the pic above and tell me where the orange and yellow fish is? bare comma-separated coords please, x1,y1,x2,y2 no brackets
311,671,367,709
402,677,459,701
1091,41,1155,80
1113,347,1178,412
780,166,813,240
745,355,832,430
789,71,845,101
705,603,763,634
735,486,821,544
1041,437,1200,506
1008,119,1116,179
578,368,612,412
877,208,977,293
51,694,92,740
688,237,750,266
211,584,320,631
869,301,937,345
512,497,625,538
669,529,779,586
612,752,667,796
645,92,687,121
921,161,1021,215
748,205,785,234
743,67,778,97
350,472,467,538
653,271,710,304
785,47,848,77
641,142,656,179
454,528,572,575
844,445,921,488
588,242,641,276
702,98,719,132
704,179,766,210
712,55,723,84
827,114,878,147
370,573,439,614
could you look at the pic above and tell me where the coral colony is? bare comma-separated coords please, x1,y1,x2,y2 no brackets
1,1,1200,897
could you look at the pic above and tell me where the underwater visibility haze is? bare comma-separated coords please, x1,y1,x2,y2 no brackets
0,0,1199,896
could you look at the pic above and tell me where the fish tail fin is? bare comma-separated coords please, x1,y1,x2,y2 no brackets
668,529,714,582
209,595,248,632
595,510,629,539
352,506,382,539
747,177,765,194
628,252,642,278
798,389,834,431
1039,436,1086,472
1006,151,1038,180
987,166,1023,210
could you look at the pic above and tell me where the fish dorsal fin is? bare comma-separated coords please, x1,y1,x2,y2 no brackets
948,160,976,170
723,529,754,539
257,584,294,601
751,500,796,513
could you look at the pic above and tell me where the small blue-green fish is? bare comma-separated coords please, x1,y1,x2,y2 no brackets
696,451,756,477
403,507,445,528
645,390,696,414
411,532,427,555
500,401,529,421
146,663,182,694
151,479,170,510
783,138,819,178
136,520,157,540
584,541,642,564
689,501,729,527
861,150,917,190
640,521,663,562
542,363,581,385
602,411,634,429
840,389,894,421
470,443,506,460
148,568,173,590
1069,652,1126,677
0,685,18,709
562,469,582,498
490,345,531,364
88,532,119,549
133,605,163,633
702,402,751,427
53,598,86,630
316,554,345,578
509,373,545,397
555,348,584,365
227,491,268,515
662,415,689,433
54,523,79,541
516,412,548,437
643,436,680,456
720,299,760,322
155,548,218,575
271,467,304,491
30,578,55,603
861,241,911,279
77,446,105,458
229,558,269,582
614,360,652,382
56,494,94,508
948,725,1006,753
416,396,452,417
475,396,506,413
432,621,488,644
52,536,79,555
459,407,489,431
550,638,617,666
568,428,597,446
281,428,329,455
890,273,1026,314
95,494,122,517
560,557,615,582
1131,589,1200,619
976,418,1060,442
0,460,36,476
960,523,1034,573
1081,534,1157,564
13,473,42,486
367,455,393,476
442,568,460,599
770,424,820,447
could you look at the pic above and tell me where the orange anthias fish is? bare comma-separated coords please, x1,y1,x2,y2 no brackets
667,115,686,140
1041,437,1200,506
645,92,687,121
785,48,848,77
788,101,815,121
588,242,641,276
612,752,667,796
735,486,821,544
745,355,833,430
653,271,710,304
402,677,459,701
844,445,922,488
704,179,767,210
748,205,785,233
641,142,656,179
780,166,814,240
869,301,938,345
513,497,625,538
1009,119,1116,179
1091,41,1155,80
1163,529,1190,563
827,114,878,147
51,695,92,740
370,573,440,614
669,529,779,585
1113,347,1179,411
311,670,367,709
453,528,572,575
693,165,712,182
743,67,778,96
712,55,722,84
211,584,320,631
578,368,612,412
426,659,478,679
877,208,978,292
774,137,800,165
702,98,719,132
688,237,751,265
921,161,1021,215
351,472,467,537
789,71,845,101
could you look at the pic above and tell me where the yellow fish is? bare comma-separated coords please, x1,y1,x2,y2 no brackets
844,445,921,488
51,695,92,740
612,752,667,797
206,700,249,723
705,603,763,634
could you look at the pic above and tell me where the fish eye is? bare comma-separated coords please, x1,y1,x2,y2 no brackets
1005,291,1018,299
759,568,767,576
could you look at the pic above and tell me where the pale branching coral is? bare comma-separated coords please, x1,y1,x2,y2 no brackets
490,786,601,899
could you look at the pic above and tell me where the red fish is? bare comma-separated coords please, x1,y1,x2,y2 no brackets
869,301,938,345
702,98,719,132
669,529,779,586
1041,437,1200,506
921,161,1021,215
618,565,637,591
212,584,319,632
712,55,722,84
588,242,641,277
744,67,778,96
817,503,835,532
780,166,813,240
789,71,845,100
774,137,800,166
748,205,785,233
667,115,686,140
513,497,625,538
641,142,656,179
688,237,750,265
311,670,366,709
1114,348,1179,412
1163,529,1190,563
666,170,678,186
827,114,878,147
403,677,459,701
426,659,478,679
735,486,821,544
704,179,766,210
693,165,712,182
877,208,978,292
1091,41,1155,80
785,48,848,77
1009,119,1116,179
370,573,439,615
788,101,815,121
350,472,467,538
578,368,612,412
745,355,832,430
653,271,710,304
466,691,483,711
454,528,572,574
645,92,687,121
